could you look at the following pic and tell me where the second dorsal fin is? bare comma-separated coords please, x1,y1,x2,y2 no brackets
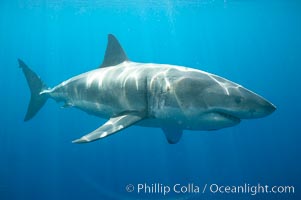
100,34,128,68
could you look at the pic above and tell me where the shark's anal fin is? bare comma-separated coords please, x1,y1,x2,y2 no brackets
72,112,143,143
162,127,183,144
100,34,128,68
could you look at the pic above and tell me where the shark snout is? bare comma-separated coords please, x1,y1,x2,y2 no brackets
263,100,276,114
250,96,276,118
237,87,276,119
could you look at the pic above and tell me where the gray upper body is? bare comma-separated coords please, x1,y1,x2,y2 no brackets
20,34,276,144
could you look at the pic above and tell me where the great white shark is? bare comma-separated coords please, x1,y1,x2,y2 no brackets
19,34,276,144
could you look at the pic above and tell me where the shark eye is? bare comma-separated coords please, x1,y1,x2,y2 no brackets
235,97,243,104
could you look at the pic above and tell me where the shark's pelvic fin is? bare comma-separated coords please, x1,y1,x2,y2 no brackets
18,59,48,121
61,102,73,109
100,34,128,68
162,127,183,144
72,112,144,143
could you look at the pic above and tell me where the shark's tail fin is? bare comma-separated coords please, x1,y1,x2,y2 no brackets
18,59,48,121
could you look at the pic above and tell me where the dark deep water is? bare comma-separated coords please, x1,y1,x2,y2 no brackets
1,1,300,199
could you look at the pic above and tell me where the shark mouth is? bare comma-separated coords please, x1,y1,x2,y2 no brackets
217,111,241,123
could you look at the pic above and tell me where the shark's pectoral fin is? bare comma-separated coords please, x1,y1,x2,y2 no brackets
162,127,183,144
72,112,143,144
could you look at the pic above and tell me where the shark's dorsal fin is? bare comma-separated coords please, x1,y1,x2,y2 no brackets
100,34,128,68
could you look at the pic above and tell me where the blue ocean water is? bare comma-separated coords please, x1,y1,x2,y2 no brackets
0,1,300,199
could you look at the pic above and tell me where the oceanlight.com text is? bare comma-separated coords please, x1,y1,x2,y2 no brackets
208,183,295,196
